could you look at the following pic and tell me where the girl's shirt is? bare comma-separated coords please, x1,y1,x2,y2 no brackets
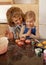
23,26,36,39
31,26,36,35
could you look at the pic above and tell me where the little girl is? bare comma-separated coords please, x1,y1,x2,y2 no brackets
5,7,24,40
20,11,39,43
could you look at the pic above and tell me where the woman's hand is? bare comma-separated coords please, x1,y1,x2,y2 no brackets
5,30,14,40
20,33,26,38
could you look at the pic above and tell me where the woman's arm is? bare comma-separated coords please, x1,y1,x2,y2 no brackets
5,30,14,40
19,25,25,38
5,26,14,40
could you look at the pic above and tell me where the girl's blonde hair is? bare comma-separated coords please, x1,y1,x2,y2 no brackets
25,11,36,22
6,7,24,26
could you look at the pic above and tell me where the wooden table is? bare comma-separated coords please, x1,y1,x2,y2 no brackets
0,40,43,65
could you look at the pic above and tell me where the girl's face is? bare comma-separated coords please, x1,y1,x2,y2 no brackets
12,16,22,25
26,17,34,27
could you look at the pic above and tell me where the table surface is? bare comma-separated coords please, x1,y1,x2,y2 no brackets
0,39,45,65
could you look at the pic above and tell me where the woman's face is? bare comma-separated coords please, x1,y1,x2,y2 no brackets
26,17,34,27
12,16,22,25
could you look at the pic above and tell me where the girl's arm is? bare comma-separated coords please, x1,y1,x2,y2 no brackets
20,26,31,38
22,29,31,37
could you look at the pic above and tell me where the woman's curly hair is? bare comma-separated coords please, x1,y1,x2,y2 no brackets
6,7,24,27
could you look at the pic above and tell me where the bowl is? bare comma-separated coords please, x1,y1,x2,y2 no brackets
0,37,9,54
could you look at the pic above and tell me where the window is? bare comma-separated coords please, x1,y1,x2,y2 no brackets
0,5,11,23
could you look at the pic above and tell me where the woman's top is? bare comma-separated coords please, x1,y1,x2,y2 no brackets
8,24,23,39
